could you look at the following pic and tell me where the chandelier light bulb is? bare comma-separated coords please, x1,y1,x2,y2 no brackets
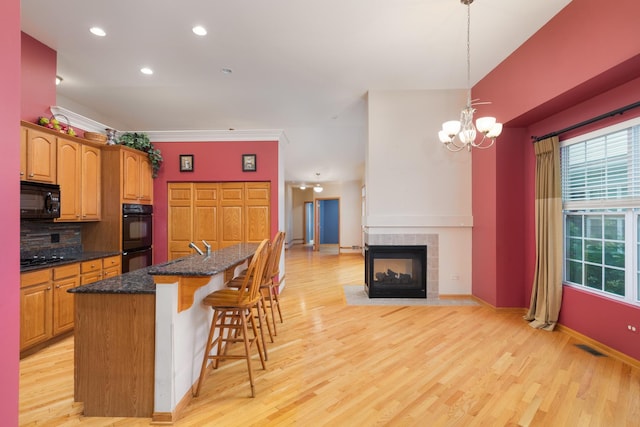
476,117,496,133
442,120,461,136
486,123,503,139
313,185,323,193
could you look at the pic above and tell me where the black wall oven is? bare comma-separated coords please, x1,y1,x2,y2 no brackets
122,203,153,273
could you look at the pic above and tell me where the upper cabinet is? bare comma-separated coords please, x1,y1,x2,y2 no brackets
57,137,101,222
21,127,57,183
122,149,153,204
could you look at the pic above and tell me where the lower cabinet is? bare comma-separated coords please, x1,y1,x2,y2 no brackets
52,263,80,336
102,255,122,279
81,255,121,284
20,263,80,352
20,256,121,353
20,270,53,351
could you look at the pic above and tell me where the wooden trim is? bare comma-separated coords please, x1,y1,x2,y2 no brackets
469,295,529,313
151,382,195,424
556,324,640,370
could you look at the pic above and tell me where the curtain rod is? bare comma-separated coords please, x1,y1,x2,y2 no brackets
531,101,640,143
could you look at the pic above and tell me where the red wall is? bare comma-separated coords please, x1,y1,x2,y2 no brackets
152,140,279,264
21,32,57,123
472,0,640,361
1,0,22,423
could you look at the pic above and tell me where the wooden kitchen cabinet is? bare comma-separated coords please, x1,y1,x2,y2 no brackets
20,263,81,352
102,255,121,279
20,270,53,351
81,145,101,220
81,256,121,284
122,149,153,204
52,263,80,335
80,259,103,285
57,139,101,222
20,127,57,183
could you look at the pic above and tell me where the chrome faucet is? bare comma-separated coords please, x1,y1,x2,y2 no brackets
202,240,212,256
188,242,204,255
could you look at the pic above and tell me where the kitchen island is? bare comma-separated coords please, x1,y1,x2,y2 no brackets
70,243,259,422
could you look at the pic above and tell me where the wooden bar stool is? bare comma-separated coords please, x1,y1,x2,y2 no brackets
228,231,285,337
194,239,270,398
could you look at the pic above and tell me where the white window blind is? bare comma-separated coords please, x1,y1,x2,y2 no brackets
561,124,640,209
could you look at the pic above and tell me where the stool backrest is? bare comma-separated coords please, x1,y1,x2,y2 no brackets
235,239,270,302
269,231,286,280
262,231,284,285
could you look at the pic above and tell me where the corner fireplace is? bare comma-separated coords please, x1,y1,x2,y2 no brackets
364,244,427,298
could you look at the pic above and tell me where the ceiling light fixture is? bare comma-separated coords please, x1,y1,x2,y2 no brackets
55,75,63,85
140,67,154,75
192,25,207,36
299,185,306,190
313,173,323,193
89,27,106,37
221,68,233,75
438,0,502,152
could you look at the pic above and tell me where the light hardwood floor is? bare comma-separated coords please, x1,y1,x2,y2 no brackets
19,245,640,426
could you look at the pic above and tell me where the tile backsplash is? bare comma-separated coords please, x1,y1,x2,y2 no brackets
20,221,82,258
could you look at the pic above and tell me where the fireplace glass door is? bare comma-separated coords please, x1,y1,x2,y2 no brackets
365,245,427,298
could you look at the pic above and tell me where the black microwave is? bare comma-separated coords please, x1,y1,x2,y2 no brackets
20,181,61,220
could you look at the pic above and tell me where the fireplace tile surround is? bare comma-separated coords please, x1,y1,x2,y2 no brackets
364,232,439,299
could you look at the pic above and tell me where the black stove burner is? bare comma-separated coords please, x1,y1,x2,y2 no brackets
20,256,75,267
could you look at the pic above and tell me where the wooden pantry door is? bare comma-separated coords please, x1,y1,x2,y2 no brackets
168,181,270,258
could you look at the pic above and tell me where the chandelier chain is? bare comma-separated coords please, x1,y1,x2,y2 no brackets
466,0,471,105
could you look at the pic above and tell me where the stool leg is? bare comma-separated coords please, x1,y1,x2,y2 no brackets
273,285,283,323
260,290,275,342
194,308,220,397
266,285,278,335
239,308,256,398
249,306,267,370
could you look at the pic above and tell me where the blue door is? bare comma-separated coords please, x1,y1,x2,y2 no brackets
318,199,339,244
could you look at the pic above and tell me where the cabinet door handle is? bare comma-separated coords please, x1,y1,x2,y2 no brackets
46,287,51,291
20,171,24,176
29,173,34,177
56,285,61,289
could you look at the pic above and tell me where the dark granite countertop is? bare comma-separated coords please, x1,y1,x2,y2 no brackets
148,242,259,276
69,266,156,294
20,250,121,273
69,243,260,295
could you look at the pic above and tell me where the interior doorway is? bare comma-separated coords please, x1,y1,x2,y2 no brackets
315,198,339,252
303,201,314,244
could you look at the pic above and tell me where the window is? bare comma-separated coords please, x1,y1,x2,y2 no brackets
561,117,640,305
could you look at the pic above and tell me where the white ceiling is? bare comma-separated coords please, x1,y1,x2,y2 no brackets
20,0,571,185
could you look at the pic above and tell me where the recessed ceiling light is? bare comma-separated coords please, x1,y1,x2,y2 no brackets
140,67,154,75
89,27,106,37
192,26,207,36
221,68,233,75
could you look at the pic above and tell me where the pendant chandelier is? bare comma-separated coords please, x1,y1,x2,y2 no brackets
313,172,323,193
438,0,502,152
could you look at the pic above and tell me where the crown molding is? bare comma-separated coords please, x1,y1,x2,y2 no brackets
144,129,284,142
50,105,286,143
50,106,111,133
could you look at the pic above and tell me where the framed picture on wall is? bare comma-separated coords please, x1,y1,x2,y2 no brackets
180,154,194,172
242,154,257,172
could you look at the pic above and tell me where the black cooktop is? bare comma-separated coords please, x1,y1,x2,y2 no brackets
20,256,76,268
